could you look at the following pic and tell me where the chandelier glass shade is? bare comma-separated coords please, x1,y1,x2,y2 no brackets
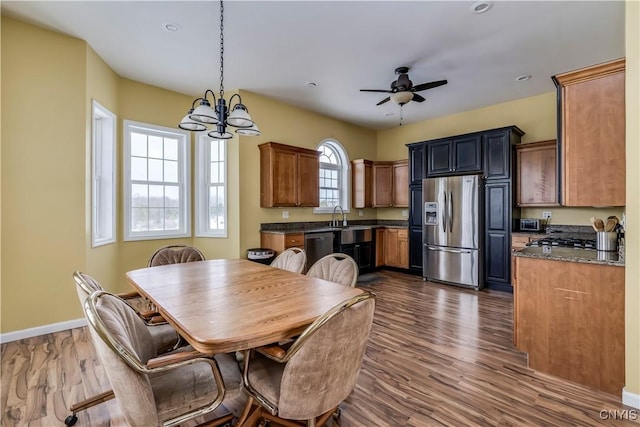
178,0,260,139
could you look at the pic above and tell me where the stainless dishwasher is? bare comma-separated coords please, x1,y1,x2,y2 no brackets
304,232,335,271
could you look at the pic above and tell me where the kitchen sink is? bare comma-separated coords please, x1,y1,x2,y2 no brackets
340,226,372,244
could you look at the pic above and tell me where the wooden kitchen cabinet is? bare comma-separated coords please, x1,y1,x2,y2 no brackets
372,162,393,207
384,228,409,269
513,256,624,394
426,134,482,177
260,232,304,255
259,142,320,208
516,140,559,206
392,160,408,207
369,159,408,208
375,228,385,267
351,159,373,208
553,58,625,207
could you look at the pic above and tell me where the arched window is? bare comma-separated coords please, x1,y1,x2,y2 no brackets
315,139,350,213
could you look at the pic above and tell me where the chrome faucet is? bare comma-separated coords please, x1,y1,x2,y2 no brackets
331,205,347,227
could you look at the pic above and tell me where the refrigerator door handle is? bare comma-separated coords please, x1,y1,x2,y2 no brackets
442,192,447,233
449,190,454,232
427,246,472,255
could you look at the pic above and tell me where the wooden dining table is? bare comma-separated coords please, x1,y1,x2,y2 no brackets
125,259,365,354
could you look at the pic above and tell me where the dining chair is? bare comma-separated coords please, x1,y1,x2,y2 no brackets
66,271,184,426
270,247,307,274
147,244,206,267
83,290,244,427
236,291,376,427
305,253,359,287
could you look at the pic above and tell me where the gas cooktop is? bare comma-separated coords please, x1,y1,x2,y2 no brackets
526,237,597,249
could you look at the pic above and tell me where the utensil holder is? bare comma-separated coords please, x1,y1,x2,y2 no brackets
596,231,617,252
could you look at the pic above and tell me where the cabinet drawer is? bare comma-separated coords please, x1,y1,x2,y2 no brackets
398,229,408,239
285,234,304,248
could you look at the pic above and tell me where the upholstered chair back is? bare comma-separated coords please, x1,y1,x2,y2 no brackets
270,248,307,274
148,245,205,267
306,253,359,287
84,292,160,426
277,295,374,419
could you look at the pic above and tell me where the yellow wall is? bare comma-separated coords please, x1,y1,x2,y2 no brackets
1,17,88,329
236,91,378,254
85,45,120,294
624,0,639,398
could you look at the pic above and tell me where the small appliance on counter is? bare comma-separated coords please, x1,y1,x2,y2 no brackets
519,218,543,232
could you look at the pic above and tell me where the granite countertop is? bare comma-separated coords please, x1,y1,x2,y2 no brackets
260,220,408,234
513,246,624,267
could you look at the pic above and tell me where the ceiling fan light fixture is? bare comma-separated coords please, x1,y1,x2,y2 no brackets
390,91,414,105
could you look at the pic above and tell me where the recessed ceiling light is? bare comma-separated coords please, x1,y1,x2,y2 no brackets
515,74,532,82
306,82,317,88
164,23,182,32
470,1,493,14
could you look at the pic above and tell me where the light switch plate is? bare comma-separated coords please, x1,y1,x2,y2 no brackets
401,210,408,217
358,210,363,217
282,211,289,219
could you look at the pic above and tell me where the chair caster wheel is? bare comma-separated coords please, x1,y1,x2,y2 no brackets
65,414,78,426
333,407,342,420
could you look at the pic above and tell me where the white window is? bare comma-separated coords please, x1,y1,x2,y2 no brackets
123,120,190,241
196,135,227,237
314,139,350,214
91,100,116,247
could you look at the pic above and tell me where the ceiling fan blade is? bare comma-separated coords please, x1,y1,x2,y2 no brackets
412,93,426,102
412,79,448,92
360,89,393,93
376,97,391,106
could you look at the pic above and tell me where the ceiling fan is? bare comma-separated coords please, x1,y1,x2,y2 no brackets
360,66,448,106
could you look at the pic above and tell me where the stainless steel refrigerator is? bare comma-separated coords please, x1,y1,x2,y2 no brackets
422,174,483,289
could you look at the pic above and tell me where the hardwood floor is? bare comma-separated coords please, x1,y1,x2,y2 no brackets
2,270,638,426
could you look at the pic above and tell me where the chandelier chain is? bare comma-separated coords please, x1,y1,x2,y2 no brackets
219,0,224,99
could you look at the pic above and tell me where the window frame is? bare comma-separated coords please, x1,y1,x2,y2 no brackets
195,134,228,238
91,100,117,247
314,139,350,214
123,120,191,241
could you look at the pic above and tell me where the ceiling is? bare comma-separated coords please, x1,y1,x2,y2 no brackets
1,1,625,131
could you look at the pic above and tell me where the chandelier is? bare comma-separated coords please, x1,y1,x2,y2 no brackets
178,0,260,139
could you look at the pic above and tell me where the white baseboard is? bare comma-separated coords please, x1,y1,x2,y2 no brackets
623,387,640,409
0,318,87,344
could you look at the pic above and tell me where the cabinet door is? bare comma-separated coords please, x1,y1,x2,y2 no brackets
375,228,385,267
296,152,320,207
373,163,393,207
409,186,422,228
453,135,482,173
485,181,511,286
351,159,373,208
392,160,408,207
483,131,511,180
409,227,423,274
398,229,409,269
357,242,373,273
427,140,452,176
557,60,625,206
516,141,559,206
384,229,399,266
271,148,298,206
408,143,427,185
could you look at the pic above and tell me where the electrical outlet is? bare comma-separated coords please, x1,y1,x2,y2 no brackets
282,211,289,219
401,210,409,218
542,211,552,220
358,209,364,217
